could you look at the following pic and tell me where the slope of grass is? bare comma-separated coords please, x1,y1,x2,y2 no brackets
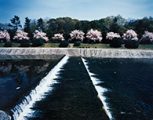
0,43,153,50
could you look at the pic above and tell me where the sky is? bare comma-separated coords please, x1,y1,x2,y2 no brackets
0,0,153,23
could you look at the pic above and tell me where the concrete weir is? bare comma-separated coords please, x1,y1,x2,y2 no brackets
0,48,153,58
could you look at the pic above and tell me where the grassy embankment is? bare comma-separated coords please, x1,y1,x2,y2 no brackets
0,43,153,50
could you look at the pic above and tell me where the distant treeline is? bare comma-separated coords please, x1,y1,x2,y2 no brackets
0,15,153,42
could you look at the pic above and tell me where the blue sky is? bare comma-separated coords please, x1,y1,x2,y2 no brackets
0,0,153,23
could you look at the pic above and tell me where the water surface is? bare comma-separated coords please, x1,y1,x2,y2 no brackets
0,58,60,113
85,58,153,120
1,56,153,120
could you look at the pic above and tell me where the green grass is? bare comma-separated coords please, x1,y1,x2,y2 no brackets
139,44,153,49
0,42,153,50
73,43,153,50
42,43,60,47
73,43,110,48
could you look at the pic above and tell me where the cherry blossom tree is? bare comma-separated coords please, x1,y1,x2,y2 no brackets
140,31,153,44
32,30,49,46
106,32,120,40
106,32,122,48
13,30,30,47
0,30,10,42
123,29,139,48
70,30,85,41
13,30,29,41
52,33,64,42
86,29,102,43
33,30,48,42
122,29,138,41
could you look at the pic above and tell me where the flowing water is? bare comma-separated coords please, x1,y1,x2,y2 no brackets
11,56,69,120
0,56,153,120
20,57,108,120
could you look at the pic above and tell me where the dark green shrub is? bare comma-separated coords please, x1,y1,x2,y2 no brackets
59,40,69,47
109,38,122,48
4,42,12,47
140,38,153,44
74,41,81,47
32,39,45,47
0,39,6,43
19,40,31,47
84,39,99,44
51,39,61,43
83,38,88,43
124,40,139,49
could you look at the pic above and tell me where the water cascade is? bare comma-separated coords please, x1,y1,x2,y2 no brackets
11,56,69,120
82,58,114,120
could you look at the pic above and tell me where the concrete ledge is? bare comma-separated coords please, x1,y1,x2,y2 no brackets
0,48,153,58
0,54,63,60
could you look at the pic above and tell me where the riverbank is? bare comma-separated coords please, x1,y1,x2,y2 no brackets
1,43,153,50
0,48,153,58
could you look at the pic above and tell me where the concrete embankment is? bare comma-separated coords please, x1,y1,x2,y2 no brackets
0,48,153,58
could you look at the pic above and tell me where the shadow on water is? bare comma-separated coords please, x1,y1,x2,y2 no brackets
27,57,109,120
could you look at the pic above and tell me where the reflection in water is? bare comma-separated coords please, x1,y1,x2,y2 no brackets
11,56,69,120
0,63,12,76
0,59,59,112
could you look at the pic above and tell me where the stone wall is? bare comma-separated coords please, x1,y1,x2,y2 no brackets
0,48,153,58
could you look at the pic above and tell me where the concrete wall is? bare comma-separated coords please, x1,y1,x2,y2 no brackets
0,48,153,58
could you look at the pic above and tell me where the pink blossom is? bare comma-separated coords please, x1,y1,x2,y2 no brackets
122,29,138,41
141,31,153,42
0,30,10,41
86,29,102,42
52,33,64,41
13,30,29,40
33,30,49,42
70,30,85,41
106,32,120,40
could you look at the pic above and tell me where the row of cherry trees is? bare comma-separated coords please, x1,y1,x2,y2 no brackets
0,28,153,48
0,29,153,42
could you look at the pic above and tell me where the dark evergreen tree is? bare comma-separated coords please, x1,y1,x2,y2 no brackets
37,18,44,31
110,16,126,34
9,15,22,31
8,16,22,40
24,17,32,38
24,17,31,33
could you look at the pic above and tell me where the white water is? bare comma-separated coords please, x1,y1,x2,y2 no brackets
82,58,114,120
11,56,69,120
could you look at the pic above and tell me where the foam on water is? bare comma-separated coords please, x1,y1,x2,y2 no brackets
11,56,69,120
82,58,113,120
